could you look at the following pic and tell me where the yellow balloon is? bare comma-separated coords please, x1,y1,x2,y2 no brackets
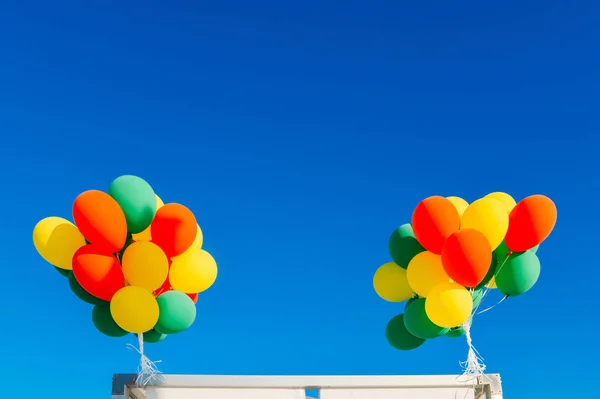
460,198,509,250
171,224,204,261
373,262,414,302
33,217,86,270
406,251,451,298
122,241,169,292
131,194,165,242
486,277,497,289
169,248,217,294
485,192,517,214
425,282,473,328
446,196,469,217
110,286,159,333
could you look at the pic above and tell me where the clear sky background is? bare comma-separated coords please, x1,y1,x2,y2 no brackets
0,1,598,398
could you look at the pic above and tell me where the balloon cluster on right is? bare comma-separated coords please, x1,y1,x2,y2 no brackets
373,192,557,351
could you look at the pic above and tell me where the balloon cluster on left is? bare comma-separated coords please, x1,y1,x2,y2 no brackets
374,192,557,351
32,175,218,344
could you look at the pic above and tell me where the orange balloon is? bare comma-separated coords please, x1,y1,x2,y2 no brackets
73,190,127,253
412,196,460,255
441,229,492,287
151,203,197,257
72,244,124,301
505,195,557,252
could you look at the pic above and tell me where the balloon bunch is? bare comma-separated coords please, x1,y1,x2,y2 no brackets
373,192,557,353
33,175,218,343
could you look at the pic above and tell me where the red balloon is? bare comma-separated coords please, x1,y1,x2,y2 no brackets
505,195,557,252
151,203,197,257
72,244,124,301
441,229,492,287
73,190,127,253
412,196,460,255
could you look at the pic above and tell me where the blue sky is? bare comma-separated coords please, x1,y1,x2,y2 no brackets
0,1,598,398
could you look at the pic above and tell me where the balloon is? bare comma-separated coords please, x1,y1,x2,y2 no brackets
72,245,124,301
169,248,218,294
108,175,157,234
495,251,541,296
171,224,204,261
406,251,451,298
131,195,164,242
151,203,197,257
485,192,517,214
441,229,492,287
486,278,497,289
461,198,508,250
387,224,425,269
142,329,167,343
54,266,71,277
445,326,466,338
504,195,557,252
72,190,128,253
411,196,460,254
373,262,414,302
403,298,448,339
33,217,86,270
425,282,473,329
154,291,197,334
475,252,497,290
446,196,469,217
68,272,109,306
495,240,540,268
110,286,159,333
122,242,169,292
92,304,128,337
385,314,425,351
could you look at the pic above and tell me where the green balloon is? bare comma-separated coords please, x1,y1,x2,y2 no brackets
68,272,109,306
141,329,167,343
385,314,425,350
388,224,425,269
471,288,484,308
406,296,419,307
92,305,128,337
445,326,466,338
530,244,539,254
154,291,197,334
495,251,541,296
108,175,156,234
403,298,448,339
54,266,70,277
476,252,498,290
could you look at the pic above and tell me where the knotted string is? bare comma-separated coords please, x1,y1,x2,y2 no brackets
457,252,513,387
126,333,163,386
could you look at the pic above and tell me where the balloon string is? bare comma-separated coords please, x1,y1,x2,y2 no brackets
126,333,163,386
459,252,513,382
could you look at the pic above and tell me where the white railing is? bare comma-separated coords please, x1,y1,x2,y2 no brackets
112,373,503,399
